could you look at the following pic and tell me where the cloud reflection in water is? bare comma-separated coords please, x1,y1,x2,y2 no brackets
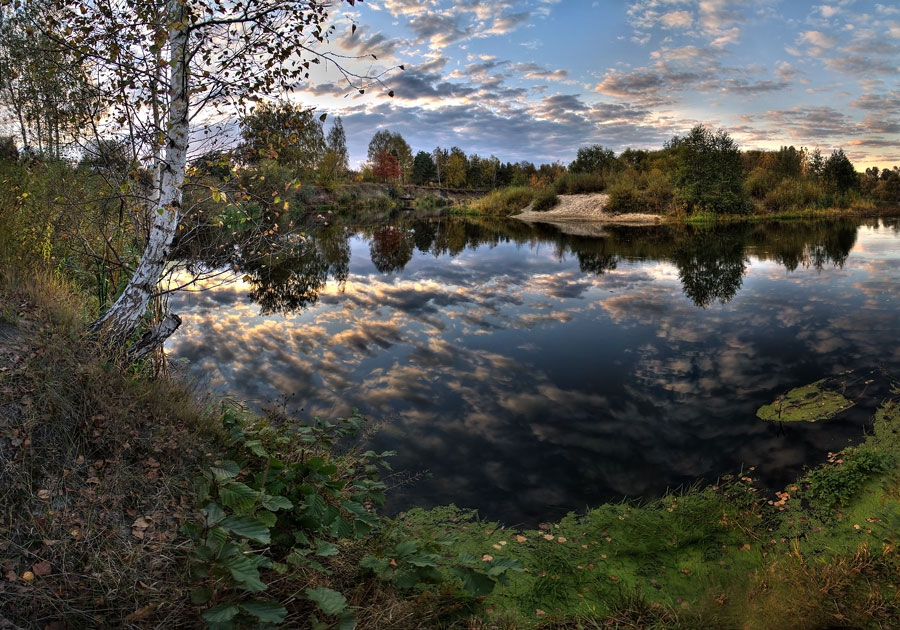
167,218,900,524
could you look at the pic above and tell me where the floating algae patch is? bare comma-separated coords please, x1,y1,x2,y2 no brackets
756,378,854,423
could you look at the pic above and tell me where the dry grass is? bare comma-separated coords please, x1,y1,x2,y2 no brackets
0,270,221,629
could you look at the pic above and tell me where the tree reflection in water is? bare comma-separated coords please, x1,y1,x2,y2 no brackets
231,217,860,313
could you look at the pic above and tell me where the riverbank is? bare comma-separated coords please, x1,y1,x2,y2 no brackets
514,193,665,225
3,262,900,628
505,191,900,229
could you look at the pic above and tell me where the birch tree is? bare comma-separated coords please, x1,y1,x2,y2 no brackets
26,0,383,356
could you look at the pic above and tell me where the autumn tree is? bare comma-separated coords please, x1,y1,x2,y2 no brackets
444,147,467,188
23,0,390,355
0,4,95,156
367,129,412,182
239,101,325,177
371,151,401,182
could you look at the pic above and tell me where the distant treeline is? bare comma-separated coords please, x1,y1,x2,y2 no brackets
472,126,900,217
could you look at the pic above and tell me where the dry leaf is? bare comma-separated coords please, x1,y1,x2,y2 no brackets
32,561,51,577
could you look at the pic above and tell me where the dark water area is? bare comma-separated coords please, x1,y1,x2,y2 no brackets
166,217,900,526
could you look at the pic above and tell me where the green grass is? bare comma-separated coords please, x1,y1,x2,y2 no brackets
756,378,854,422
390,386,900,629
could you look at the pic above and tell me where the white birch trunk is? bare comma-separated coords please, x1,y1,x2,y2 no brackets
90,2,189,350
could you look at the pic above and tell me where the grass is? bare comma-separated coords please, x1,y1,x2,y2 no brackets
4,178,900,628
0,268,221,627
473,186,534,215
388,381,900,629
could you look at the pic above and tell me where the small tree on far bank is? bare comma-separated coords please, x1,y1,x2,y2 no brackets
822,148,858,194
666,126,744,214
569,144,617,174
411,150,436,185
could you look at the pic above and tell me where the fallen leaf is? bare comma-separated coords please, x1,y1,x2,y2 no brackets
32,561,51,577
125,604,157,621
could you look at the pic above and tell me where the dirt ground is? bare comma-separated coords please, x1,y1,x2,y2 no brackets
515,193,665,226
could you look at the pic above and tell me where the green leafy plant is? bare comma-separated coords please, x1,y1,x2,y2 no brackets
803,448,892,509
184,409,392,629
361,517,523,597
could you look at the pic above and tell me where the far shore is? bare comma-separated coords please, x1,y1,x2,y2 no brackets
514,193,666,225
512,193,900,229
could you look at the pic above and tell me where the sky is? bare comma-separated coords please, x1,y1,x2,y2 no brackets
290,0,900,171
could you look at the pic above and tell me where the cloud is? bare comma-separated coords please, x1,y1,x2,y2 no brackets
800,29,837,45
661,10,693,28
515,62,569,81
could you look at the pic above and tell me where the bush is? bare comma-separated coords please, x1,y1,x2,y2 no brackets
553,171,606,195
763,178,825,213
475,186,533,215
667,125,746,214
531,188,559,212
604,168,674,214
606,184,642,214
744,167,775,200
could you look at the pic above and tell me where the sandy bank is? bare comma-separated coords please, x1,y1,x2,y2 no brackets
514,193,665,226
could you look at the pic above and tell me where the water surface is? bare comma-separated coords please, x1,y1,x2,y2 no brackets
167,217,900,524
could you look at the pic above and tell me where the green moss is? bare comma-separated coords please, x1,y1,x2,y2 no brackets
756,378,853,422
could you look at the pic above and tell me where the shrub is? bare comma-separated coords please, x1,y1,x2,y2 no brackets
604,168,674,214
744,167,775,200
531,188,559,212
475,186,533,215
763,178,825,213
553,171,606,195
606,184,642,214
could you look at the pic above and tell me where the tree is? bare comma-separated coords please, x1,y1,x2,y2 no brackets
619,148,649,171
432,146,448,186
666,125,745,214
444,147,467,188
26,0,385,354
769,145,805,180
569,145,617,174
324,116,349,176
371,150,400,182
367,130,412,183
0,4,95,157
808,148,825,180
239,101,325,177
822,148,858,193
411,150,436,185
